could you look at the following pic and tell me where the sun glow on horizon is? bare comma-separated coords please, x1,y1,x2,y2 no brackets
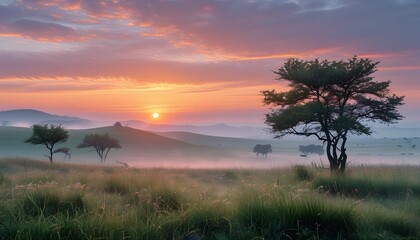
152,112,159,119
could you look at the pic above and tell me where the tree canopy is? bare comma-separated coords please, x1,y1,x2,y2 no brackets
77,133,121,162
25,124,69,162
262,56,404,173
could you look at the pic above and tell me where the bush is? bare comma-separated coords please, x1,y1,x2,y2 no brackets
293,165,314,181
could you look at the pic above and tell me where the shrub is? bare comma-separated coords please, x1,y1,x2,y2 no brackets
293,165,314,181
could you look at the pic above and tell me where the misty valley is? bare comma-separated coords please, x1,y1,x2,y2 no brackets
0,124,419,169
0,113,419,239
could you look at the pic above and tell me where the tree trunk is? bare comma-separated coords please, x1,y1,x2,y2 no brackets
49,147,53,163
104,148,112,162
326,140,347,174
338,152,347,173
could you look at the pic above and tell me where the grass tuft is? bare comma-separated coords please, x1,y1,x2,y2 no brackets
161,208,231,239
103,177,130,195
223,170,238,182
293,165,314,181
18,190,86,218
0,171,5,185
131,186,182,214
237,190,356,239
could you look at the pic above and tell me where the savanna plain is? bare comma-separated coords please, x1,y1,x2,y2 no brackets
1,157,419,239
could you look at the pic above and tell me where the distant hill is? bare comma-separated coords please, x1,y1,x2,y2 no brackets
0,109,94,128
156,131,277,149
0,126,230,162
121,120,269,139
70,126,228,157
0,109,268,138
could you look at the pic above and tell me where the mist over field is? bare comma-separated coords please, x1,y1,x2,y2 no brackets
1,122,419,169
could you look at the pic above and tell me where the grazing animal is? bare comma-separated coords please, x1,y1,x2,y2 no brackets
53,147,71,160
116,161,129,168
253,144,272,158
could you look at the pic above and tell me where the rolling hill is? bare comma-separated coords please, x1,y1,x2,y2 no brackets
0,126,230,163
121,121,269,139
0,109,267,138
155,131,277,149
0,109,93,128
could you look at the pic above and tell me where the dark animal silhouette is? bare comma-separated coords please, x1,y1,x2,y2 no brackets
116,161,129,168
299,144,324,157
53,147,71,160
253,144,272,158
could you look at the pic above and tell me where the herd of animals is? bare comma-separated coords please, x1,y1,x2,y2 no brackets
253,144,325,158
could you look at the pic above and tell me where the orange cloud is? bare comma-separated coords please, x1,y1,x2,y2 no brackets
1,0,419,125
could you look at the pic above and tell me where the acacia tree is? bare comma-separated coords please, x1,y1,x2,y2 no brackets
77,133,121,162
25,124,69,162
262,57,404,173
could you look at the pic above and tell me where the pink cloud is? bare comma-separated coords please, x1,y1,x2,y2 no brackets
0,0,419,125
2,18,88,42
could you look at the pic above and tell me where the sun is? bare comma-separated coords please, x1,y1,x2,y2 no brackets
152,112,159,119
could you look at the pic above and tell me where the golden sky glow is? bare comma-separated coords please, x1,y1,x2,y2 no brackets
0,0,419,126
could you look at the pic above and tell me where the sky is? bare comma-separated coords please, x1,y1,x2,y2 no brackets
0,0,419,126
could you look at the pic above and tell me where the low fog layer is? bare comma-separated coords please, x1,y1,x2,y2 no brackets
0,125,419,169
121,153,420,169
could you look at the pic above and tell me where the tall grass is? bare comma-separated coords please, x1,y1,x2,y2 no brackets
293,164,314,181
103,177,130,195
236,190,356,239
17,190,86,218
1,158,419,239
314,176,420,198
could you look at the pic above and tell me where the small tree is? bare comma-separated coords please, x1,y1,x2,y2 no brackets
262,57,404,173
25,124,69,162
114,122,123,127
77,133,121,162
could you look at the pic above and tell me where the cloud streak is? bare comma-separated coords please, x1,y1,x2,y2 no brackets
0,0,419,124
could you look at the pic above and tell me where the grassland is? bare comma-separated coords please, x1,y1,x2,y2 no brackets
0,158,419,239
